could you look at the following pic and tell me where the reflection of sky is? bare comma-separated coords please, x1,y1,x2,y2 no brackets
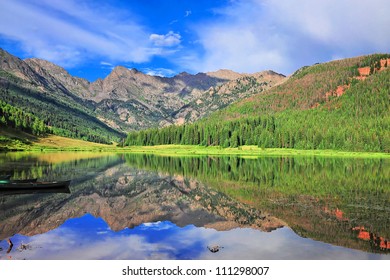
0,214,389,260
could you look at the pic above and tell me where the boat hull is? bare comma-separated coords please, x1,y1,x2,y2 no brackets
0,180,71,191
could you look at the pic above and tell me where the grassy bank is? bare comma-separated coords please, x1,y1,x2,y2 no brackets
0,128,114,151
1,129,388,158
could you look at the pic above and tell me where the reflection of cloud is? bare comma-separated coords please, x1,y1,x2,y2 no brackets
140,221,175,231
3,217,389,260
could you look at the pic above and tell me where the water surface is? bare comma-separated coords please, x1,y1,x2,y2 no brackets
0,152,389,259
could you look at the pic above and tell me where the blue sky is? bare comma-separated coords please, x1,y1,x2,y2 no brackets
0,0,389,81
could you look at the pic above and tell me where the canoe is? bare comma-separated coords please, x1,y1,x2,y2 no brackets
0,180,71,191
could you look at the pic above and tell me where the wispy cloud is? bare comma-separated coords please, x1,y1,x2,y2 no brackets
185,10,192,17
100,61,115,71
149,31,181,47
188,0,390,74
1,0,388,76
0,0,174,68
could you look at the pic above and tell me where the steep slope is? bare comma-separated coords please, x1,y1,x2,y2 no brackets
172,70,286,123
125,54,390,152
0,49,123,143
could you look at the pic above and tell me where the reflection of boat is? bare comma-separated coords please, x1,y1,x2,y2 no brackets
0,175,11,180
0,180,71,194
0,178,38,184
0,186,71,196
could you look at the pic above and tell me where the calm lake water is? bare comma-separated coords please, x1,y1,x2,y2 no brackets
0,152,389,260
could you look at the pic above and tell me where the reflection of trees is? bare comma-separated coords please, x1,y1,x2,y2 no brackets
352,226,390,252
124,154,389,254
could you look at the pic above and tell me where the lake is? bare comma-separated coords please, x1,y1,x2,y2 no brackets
0,152,389,260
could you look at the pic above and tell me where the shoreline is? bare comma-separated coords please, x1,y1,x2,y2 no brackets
2,144,389,159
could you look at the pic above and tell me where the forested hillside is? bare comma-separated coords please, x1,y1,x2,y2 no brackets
0,78,123,143
125,54,390,152
0,49,124,144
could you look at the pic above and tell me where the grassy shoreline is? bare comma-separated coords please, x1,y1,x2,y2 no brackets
4,144,389,159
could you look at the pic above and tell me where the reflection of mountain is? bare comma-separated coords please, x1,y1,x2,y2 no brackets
1,153,388,255
0,155,284,240
123,154,390,254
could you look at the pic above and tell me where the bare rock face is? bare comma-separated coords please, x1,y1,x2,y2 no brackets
206,69,244,80
0,49,45,84
171,70,286,123
358,67,371,76
25,58,91,97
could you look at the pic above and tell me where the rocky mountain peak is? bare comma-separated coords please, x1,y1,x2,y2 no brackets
23,57,91,97
25,58,68,76
206,69,244,80
0,49,40,82
176,71,190,77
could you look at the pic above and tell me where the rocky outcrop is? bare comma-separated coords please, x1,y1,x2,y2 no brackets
325,84,350,100
379,58,390,71
358,67,371,76
356,59,390,80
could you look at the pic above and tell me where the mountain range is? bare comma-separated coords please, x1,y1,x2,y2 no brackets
0,48,285,143
1,48,389,152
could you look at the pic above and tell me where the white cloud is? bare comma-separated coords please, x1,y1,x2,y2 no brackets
188,0,390,75
149,31,181,47
0,0,157,67
100,61,114,67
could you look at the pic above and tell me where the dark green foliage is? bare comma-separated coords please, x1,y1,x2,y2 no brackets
0,100,48,135
125,55,390,152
